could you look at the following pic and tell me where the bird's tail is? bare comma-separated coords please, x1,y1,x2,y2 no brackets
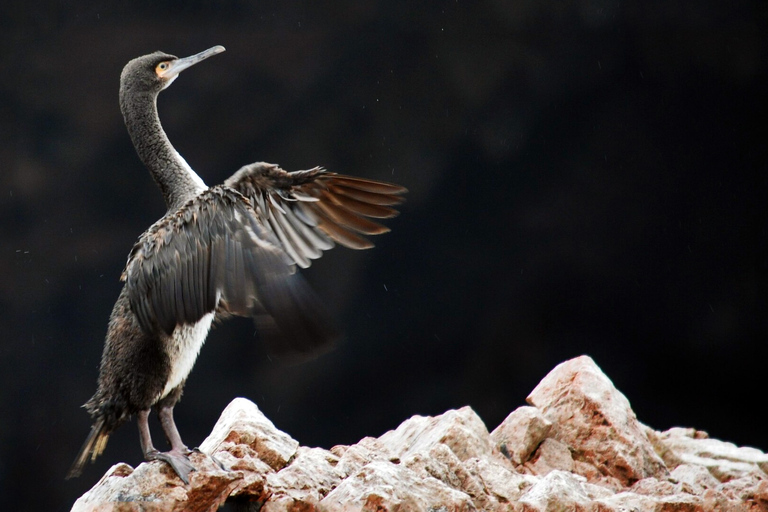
66,418,111,479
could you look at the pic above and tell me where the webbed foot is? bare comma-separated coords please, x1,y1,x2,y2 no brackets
147,449,196,484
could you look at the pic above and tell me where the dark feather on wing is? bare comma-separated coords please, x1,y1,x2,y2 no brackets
122,186,337,357
224,162,407,268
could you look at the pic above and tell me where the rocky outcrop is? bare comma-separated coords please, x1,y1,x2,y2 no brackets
71,356,768,511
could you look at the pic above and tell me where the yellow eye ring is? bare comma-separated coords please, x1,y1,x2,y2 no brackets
155,62,170,75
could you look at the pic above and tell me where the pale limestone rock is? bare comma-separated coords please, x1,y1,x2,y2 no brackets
378,406,492,462
262,446,345,512
669,463,721,492
318,460,476,512
490,405,552,465
630,476,684,496
517,470,595,509
596,490,660,511
402,442,483,495
716,474,768,502
655,426,768,481
598,489,703,511
526,438,574,476
199,397,299,472
527,355,667,485
402,442,536,510
331,436,393,478
71,453,240,512
462,456,537,502
70,357,768,512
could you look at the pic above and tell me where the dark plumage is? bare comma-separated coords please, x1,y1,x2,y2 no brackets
67,46,406,483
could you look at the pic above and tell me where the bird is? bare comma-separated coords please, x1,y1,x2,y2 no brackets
67,46,407,484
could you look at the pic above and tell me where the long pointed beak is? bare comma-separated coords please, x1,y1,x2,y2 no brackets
162,45,226,78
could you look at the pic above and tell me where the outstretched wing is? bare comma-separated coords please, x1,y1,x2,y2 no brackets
122,186,337,357
224,162,407,268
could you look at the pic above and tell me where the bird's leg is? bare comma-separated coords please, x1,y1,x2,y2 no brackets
157,386,228,472
157,403,190,455
137,409,157,455
137,407,195,484
157,401,228,473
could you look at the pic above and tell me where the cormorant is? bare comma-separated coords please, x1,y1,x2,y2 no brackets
67,46,406,483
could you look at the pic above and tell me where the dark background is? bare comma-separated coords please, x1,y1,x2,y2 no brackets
1,1,766,510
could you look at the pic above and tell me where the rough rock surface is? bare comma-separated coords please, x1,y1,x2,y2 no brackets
71,356,768,511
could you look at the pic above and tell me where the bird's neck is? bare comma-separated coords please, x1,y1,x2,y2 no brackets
120,89,207,211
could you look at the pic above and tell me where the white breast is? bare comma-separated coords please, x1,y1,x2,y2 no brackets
158,311,215,401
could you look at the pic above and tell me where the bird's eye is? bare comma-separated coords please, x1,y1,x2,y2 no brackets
155,62,170,75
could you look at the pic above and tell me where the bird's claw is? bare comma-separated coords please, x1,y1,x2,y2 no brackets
146,449,196,484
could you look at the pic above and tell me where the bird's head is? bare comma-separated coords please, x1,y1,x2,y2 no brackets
120,45,226,97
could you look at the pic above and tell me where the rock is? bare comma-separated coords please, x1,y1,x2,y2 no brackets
462,457,537,503
717,474,768,503
71,454,241,512
490,405,552,465
526,438,574,476
261,447,345,511
199,397,299,472
630,476,685,496
527,355,668,486
377,406,493,463
518,470,610,510
71,356,768,512
669,463,722,492
653,426,768,482
331,436,393,478
598,488,702,511
401,442,484,497
320,460,475,512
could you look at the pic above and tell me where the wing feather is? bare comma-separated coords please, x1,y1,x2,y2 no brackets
267,206,305,268
277,207,320,264
328,176,408,195
123,186,337,358
283,205,333,255
328,183,406,206
313,208,375,250
323,191,400,218
224,162,406,264
314,191,390,235
122,161,406,356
